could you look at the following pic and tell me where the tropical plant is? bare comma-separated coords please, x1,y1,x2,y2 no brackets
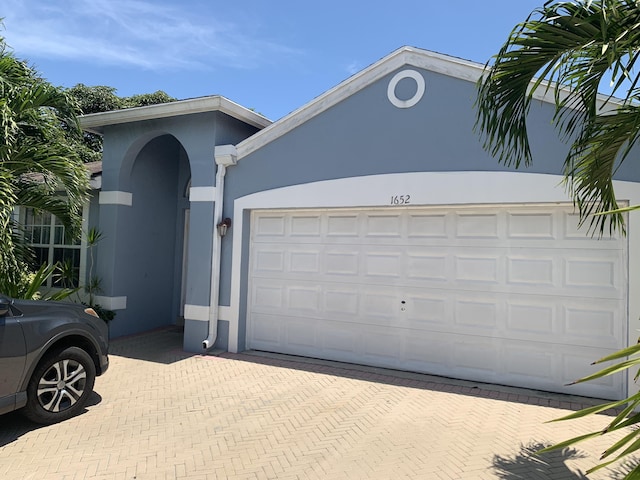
0,30,89,291
65,84,176,163
475,0,640,236
81,226,115,322
0,262,77,301
475,1,640,477
84,227,102,303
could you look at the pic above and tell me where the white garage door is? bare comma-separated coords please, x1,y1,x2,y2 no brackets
247,205,627,399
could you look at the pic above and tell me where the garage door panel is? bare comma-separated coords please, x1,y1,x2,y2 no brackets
405,295,448,326
564,257,620,291
455,213,500,239
251,278,623,350
454,255,500,284
564,213,620,241
254,214,287,237
251,243,624,299
289,250,320,273
252,283,284,309
563,305,619,342
454,298,499,330
327,214,360,237
325,250,359,276
325,289,359,316
286,319,318,349
506,302,555,335
407,213,448,238
364,252,403,278
507,257,554,286
288,285,321,312
403,331,452,370
503,344,554,381
249,313,284,349
362,327,403,362
253,248,286,273
365,214,404,237
248,205,627,399
290,214,322,236
507,212,555,239
561,350,620,398
323,332,361,358
407,253,448,281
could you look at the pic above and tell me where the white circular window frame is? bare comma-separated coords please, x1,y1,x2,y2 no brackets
387,69,425,108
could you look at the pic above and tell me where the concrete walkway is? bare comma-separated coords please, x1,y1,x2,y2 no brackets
0,327,636,479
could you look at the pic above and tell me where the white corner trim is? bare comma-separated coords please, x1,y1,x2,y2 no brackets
218,305,232,322
99,191,133,206
189,186,217,202
94,296,127,310
184,304,210,322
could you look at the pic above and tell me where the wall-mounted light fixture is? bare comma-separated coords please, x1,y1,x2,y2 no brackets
217,217,232,237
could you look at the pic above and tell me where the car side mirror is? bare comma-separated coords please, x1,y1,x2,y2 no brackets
0,297,11,317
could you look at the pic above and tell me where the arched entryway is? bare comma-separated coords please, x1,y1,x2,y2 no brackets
104,134,191,336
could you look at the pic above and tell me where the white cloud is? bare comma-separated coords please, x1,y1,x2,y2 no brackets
1,0,300,70
345,61,359,75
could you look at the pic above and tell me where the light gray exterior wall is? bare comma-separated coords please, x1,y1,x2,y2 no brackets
220,66,640,352
95,112,260,339
89,58,640,353
227,67,640,202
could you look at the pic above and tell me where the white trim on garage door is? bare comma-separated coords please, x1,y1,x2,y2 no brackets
247,204,628,399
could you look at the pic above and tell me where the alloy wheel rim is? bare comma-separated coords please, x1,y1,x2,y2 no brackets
37,359,87,412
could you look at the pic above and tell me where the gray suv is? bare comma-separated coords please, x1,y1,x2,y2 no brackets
0,295,109,424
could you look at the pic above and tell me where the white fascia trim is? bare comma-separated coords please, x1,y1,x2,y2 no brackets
94,296,127,310
189,186,217,202
236,47,618,159
99,191,133,206
184,304,210,322
226,171,640,357
79,96,271,135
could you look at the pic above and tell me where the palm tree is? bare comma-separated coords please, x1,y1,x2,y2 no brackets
0,33,89,290
475,0,640,235
476,1,640,477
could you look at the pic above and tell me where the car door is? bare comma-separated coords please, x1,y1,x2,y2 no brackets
0,300,26,412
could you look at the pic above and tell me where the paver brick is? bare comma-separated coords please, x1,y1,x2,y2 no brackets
0,327,637,479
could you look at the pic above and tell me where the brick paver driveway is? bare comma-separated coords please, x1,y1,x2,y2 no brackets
0,327,635,479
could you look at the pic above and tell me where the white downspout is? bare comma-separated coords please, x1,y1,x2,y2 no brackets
202,145,237,350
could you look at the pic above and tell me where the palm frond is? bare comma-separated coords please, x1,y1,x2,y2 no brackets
476,0,640,234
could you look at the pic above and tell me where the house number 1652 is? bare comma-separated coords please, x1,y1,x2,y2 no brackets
390,195,411,205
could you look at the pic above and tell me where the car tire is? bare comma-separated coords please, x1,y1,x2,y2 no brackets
22,346,96,424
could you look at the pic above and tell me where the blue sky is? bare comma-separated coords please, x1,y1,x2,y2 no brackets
2,0,544,120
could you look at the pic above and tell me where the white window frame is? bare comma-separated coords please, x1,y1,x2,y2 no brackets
19,204,89,289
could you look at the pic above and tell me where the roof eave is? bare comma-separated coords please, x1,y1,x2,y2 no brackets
235,46,620,160
79,95,272,135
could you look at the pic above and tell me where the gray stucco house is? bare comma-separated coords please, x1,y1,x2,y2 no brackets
80,47,640,401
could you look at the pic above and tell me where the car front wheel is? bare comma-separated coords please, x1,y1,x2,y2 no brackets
23,346,96,424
